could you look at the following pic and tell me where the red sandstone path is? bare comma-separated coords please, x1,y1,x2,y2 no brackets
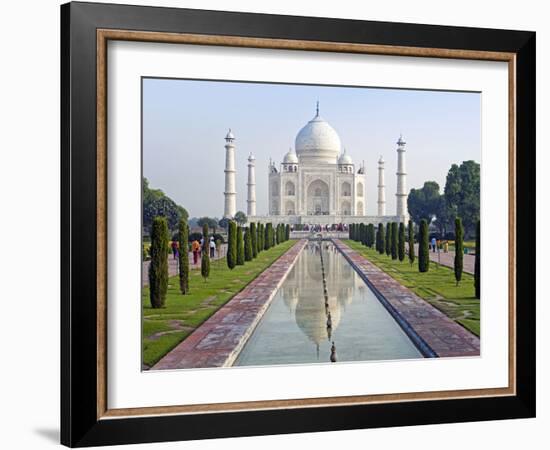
152,240,307,370
334,239,480,357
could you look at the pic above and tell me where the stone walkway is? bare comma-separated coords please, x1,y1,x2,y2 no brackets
142,244,227,287
414,244,475,274
334,239,480,358
152,240,307,370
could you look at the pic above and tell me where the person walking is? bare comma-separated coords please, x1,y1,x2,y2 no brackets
171,240,178,260
209,236,215,258
431,237,437,253
191,239,200,265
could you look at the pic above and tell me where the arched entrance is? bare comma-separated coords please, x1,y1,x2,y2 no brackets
307,179,330,215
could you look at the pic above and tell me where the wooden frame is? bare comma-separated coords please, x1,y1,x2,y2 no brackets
61,1,535,447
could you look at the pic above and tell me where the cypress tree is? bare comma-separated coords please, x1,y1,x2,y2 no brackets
178,218,189,294
149,216,169,308
237,226,245,265
368,224,375,248
391,222,398,259
250,222,258,258
454,217,464,286
227,220,237,269
418,219,429,272
349,223,354,240
385,222,391,256
408,219,415,267
244,227,253,261
264,223,270,250
271,223,276,247
259,223,264,252
474,220,480,299
201,223,210,281
285,224,290,241
398,222,406,262
377,223,385,254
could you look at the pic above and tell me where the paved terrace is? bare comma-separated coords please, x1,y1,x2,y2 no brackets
333,239,480,358
152,239,308,370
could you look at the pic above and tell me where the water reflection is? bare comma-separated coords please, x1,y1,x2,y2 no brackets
234,241,422,367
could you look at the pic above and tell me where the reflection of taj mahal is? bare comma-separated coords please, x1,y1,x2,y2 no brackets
223,102,409,225
282,242,356,347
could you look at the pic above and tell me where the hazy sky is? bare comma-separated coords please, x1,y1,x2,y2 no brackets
143,78,480,218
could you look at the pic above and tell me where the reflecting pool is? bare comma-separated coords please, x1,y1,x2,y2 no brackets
234,241,422,366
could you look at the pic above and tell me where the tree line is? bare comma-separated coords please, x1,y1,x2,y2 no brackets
143,178,188,235
148,215,291,308
407,160,479,238
349,217,480,297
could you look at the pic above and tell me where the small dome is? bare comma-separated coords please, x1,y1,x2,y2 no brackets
338,148,353,165
378,155,385,164
283,148,299,164
295,104,341,164
248,152,255,161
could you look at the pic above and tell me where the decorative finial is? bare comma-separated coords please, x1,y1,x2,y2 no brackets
225,128,235,141
316,100,320,116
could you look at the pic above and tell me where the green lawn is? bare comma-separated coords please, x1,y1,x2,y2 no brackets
142,240,296,368
343,240,480,337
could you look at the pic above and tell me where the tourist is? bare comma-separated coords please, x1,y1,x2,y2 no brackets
431,237,437,253
171,240,178,260
191,239,200,265
209,237,216,258
444,241,449,253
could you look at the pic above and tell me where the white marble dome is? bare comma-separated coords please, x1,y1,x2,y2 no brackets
283,148,299,164
295,109,341,164
338,148,353,165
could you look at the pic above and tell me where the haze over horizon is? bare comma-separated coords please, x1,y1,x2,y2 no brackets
143,78,480,219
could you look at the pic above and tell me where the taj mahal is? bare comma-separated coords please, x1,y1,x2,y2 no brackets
223,102,409,226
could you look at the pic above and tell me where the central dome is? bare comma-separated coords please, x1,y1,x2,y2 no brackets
295,106,341,164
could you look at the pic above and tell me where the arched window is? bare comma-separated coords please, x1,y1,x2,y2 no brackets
285,181,295,196
357,182,364,197
285,200,295,215
341,200,351,215
356,201,364,216
341,182,351,197
271,181,279,195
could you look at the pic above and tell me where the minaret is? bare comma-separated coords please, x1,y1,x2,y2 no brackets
395,135,407,218
223,129,236,218
377,155,386,216
247,153,256,216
